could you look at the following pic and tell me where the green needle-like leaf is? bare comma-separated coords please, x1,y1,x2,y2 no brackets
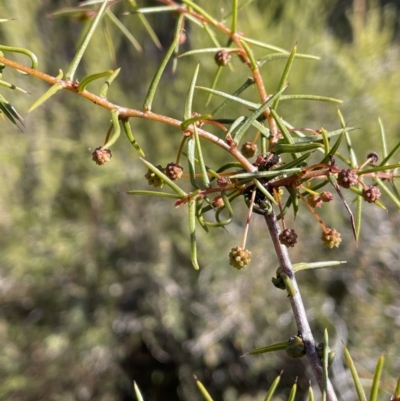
194,375,213,401
143,29,180,111
0,79,29,94
279,94,342,104
258,52,319,66
196,85,259,109
127,6,177,14
28,83,62,113
178,47,237,58
126,190,180,199
378,118,388,159
308,385,315,401
288,381,297,401
233,86,287,144
65,0,108,81
77,70,113,91
188,200,200,270
240,39,257,70
343,345,367,401
248,341,287,355
187,136,199,189
394,375,400,399
375,178,400,210
0,94,24,129
273,44,296,110
379,140,400,167
103,109,121,149
121,118,145,157
241,36,289,53
293,261,346,272
263,373,282,401
231,0,238,33
211,78,255,116
127,0,162,49
184,63,200,121
181,0,217,26
106,9,142,52
193,125,210,188
99,68,121,98
369,354,384,401
133,381,144,401
322,329,329,401
274,142,323,155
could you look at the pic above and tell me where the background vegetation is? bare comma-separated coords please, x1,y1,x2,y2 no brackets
0,0,399,400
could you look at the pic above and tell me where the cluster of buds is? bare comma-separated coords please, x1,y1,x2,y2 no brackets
321,228,341,249
145,162,184,188
165,162,183,181
145,165,165,188
337,168,358,188
229,246,252,269
362,185,381,203
92,147,112,165
307,191,333,208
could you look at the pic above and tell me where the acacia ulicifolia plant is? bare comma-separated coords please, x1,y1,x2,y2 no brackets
1,1,400,400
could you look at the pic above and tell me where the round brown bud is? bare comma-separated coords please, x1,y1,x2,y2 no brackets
241,141,258,158
279,229,298,247
286,336,306,358
165,162,183,181
212,196,224,208
145,165,165,188
216,176,230,187
229,246,252,269
362,185,381,203
92,147,112,165
320,191,333,202
337,168,358,188
321,228,341,249
307,194,322,208
214,50,231,67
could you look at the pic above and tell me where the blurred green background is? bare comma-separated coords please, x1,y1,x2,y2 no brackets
0,1,399,400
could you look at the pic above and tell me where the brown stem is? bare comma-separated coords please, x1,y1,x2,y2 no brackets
263,211,338,401
0,56,256,172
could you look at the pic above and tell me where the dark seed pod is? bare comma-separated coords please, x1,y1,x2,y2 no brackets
214,50,231,66
165,162,183,181
366,152,379,164
279,229,298,248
